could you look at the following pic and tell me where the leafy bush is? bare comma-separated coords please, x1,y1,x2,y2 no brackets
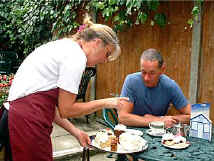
0,0,166,59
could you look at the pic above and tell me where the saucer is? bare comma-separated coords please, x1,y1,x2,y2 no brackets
146,129,166,137
162,142,191,149
125,129,143,136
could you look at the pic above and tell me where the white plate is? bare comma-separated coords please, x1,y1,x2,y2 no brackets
146,129,166,137
125,129,143,136
161,142,190,149
90,135,148,154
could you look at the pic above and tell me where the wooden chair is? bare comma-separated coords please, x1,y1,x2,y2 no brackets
76,67,96,123
102,108,118,130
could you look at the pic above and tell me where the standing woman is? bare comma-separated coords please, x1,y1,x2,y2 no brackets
7,14,126,161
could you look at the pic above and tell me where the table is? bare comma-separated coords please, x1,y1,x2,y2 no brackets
129,127,214,161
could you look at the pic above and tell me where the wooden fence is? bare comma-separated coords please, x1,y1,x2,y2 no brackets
199,2,214,121
93,1,214,121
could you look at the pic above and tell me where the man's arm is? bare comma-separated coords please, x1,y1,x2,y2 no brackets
54,107,91,147
169,104,191,124
118,101,183,128
148,103,191,128
118,100,176,127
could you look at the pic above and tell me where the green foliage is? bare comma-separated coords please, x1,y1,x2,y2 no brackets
0,0,85,58
89,0,165,31
0,0,166,58
0,0,51,57
188,0,202,28
154,13,166,28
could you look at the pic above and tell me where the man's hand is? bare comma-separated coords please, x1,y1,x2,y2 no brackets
160,116,179,128
143,114,178,128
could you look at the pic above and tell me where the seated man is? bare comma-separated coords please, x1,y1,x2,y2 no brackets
119,48,191,128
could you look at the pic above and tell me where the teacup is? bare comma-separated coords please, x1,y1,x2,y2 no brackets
149,121,165,134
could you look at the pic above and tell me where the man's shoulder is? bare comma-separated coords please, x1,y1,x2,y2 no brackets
159,74,179,90
160,74,175,83
126,72,141,79
125,72,142,86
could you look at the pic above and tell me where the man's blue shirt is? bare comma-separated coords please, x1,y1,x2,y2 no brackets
120,72,188,116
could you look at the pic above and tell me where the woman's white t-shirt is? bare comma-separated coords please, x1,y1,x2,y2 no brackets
8,38,87,101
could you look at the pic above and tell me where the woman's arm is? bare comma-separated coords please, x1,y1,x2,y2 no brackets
53,107,91,147
58,88,128,118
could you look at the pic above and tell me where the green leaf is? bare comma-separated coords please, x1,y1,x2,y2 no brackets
135,0,142,10
113,15,121,22
147,0,160,11
126,0,133,15
102,7,115,20
108,0,117,6
187,18,194,28
137,12,148,24
126,0,132,7
64,5,70,12
192,6,199,16
154,13,166,27
150,20,155,26
95,1,105,10
135,19,139,25
117,0,124,5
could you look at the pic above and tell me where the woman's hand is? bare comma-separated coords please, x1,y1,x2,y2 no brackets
102,97,129,109
74,128,91,147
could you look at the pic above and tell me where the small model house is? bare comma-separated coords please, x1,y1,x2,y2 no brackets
190,114,212,141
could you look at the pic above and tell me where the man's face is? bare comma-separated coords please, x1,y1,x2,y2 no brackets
140,59,164,87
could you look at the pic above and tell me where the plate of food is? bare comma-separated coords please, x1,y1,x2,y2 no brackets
146,129,166,137
161,133,191,149
90,128,148,154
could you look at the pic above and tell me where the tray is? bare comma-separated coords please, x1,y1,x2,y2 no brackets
89,135,148,154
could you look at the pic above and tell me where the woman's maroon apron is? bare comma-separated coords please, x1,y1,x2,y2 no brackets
8,88,59,161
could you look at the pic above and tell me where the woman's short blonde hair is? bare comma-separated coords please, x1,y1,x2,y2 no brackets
72,14,121,61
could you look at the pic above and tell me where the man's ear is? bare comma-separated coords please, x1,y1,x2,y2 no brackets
161,63,166,73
